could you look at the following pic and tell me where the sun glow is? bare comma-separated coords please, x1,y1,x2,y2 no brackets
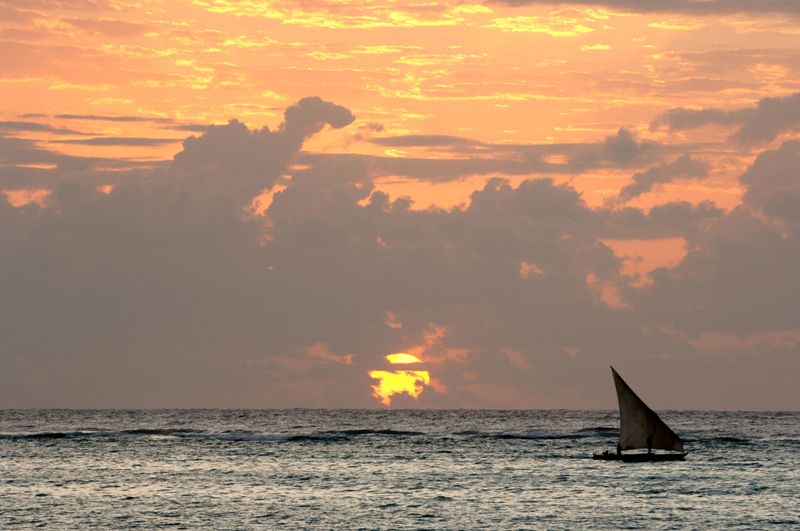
369,352,430,406
385,352,423,364
368,370,431,407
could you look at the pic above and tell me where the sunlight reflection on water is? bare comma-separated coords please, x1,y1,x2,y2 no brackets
1,410,798,528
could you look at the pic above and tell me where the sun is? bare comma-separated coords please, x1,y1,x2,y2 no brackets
368,353,430,407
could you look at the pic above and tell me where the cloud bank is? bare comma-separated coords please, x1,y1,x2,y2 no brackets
1,97,799,410
652,92,800,146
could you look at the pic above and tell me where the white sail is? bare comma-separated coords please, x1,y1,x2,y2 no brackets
611,366,684,452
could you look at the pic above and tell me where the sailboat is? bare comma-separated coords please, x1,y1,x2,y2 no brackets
593,366,688,462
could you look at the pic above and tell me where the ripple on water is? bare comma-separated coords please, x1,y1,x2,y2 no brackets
0,410,798,529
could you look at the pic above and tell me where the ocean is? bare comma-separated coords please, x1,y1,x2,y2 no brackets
1,410,798,529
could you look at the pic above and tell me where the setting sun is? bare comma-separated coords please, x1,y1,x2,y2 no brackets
385,353,423,364
369,352,431,406
368,370,431,407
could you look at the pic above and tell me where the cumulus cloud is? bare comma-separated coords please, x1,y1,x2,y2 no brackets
615,155,708,203
1,97,799,409
629,140,800,338
739,140,800,229
652,92,800,145
173,97,354,194
561,128,657,171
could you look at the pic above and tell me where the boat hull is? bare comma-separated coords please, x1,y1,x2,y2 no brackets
593,452,687,462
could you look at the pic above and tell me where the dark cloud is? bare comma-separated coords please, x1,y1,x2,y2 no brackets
371,134,476,147
283,96,355,136
652,92,800,145
616,155,708,202
52,137,181,146
740,140,800,229
174,97,354,193
601,201,723,240
55,114,173,123
298,152,545,181
559,128,657,171
0,135,94,169
0,120,85,135
732,93,800,145
493,0,800,16
627,141,800,339
306,128,660,183
163,124,215,133
677,49,800,73
602,128,655,165
651,108,754,131
0,135,165,181
1,97,798,409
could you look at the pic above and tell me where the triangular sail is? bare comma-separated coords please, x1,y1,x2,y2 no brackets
611,366,684,452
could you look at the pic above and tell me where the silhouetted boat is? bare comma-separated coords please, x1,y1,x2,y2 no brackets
593,366,688,462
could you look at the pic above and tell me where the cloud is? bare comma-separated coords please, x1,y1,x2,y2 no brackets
493,0,800,16
616,155,708,202
0,135,164,180
0,120,85,135
52,137,181,146
1,97,799,409
651,108,754,131
173,97,354,193
652,92,800,145
628,141,800,336
563,127,657,171
739,140,800,229
307,127,661,183
0,135,95,170
283,96,356,136
163,124,215,133
54,114,174,123
370,134,475,147
1,98,359,407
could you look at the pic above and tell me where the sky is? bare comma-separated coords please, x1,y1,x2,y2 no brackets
2,0,800,409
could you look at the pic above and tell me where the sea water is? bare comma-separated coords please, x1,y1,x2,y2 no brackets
1,410,798,529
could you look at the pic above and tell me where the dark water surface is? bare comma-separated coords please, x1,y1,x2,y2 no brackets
1,410,798,528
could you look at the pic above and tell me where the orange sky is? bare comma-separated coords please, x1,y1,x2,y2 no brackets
2,1,800,409
5,1,791,257
4,3,796,164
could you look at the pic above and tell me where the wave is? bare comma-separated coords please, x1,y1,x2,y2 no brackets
0,428,201,441
463,427,618,440
339,428,425,436
495,431,587,440
577,426,618,435
1,426,618,443
0,427,428,443
689,435,753,446
0,431,90,440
